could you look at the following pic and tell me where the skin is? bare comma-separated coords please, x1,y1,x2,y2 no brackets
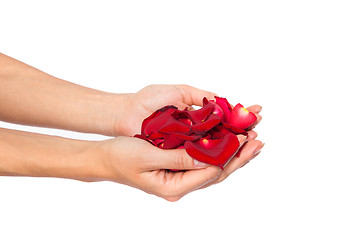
0,53,264,201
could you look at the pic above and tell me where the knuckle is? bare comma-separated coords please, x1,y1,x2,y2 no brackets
155,180,183,202
213,169,223,182
164,196,181,202
159,188,182,202
178,84,190,89
173,151,191,169
216,174,228,184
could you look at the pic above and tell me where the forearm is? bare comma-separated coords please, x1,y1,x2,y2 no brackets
0,127,105,181
0,53,128,136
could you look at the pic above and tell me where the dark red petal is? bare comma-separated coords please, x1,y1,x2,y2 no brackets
133,134,148,141
235,142,247,158
215,96,232,122
151,139,164,148
178,118,193,126
222,122,248,135
159,117,191,134
191,114,221,134
207,124,232,139
142,106,178,136
172,132,201,141
148,132,167,140
171,110,193,126
184,103,214,124
184,133,240,169
207,129,225,139
212,124,233,135
160,133,185,149
228,104,257,129
203,97,209,105
134,134,156,146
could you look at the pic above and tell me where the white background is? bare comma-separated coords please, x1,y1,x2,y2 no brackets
1,0,359,239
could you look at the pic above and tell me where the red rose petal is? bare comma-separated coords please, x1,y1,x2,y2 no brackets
228,104,257,129
171,110,193,126
212,104,224,120
215,96,232,122
159,117,191,134
160,133,185,149
191,114,221,134
172,132,201,141
184,103,214,124
134,134,157,146
222,122,248,135
142,105,178,136
202,97,210,105
235,141,247,158
184,133,240,169
148,132,167,140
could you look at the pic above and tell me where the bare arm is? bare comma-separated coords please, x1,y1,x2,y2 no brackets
0,127,103,181
0,53,126,136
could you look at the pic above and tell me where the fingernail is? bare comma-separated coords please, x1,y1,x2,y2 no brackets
239,160,250,168
194,159,208,168
253,143,265,156
240,135,247,143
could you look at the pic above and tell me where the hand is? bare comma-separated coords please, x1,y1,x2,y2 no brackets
97,136,224,201
96,133,263,201
113,84,262,137
114,84,217,136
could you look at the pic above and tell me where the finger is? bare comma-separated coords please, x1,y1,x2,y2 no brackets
246,105,262,114
247,130,258,141
146,148,209,171
216,140,264,183
245,105,262,130
178,84,217,107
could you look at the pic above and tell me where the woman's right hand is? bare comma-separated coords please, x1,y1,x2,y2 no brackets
96,134,260,201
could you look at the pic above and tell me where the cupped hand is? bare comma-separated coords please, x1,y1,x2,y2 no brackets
97,133,263,201
114,84,217,136
113,84,262,137
98,136,227,201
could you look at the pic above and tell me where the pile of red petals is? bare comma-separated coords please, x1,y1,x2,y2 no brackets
134,97,257,169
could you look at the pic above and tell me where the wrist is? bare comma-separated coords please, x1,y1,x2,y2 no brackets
67,140,109,182
94,93,132,136
106,93,134,136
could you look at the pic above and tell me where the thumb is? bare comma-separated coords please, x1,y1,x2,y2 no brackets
178,84,217,107
149,148,209,170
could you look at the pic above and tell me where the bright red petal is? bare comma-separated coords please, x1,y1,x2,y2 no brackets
215,97,232,122
228,104,257,129
184,133,240,169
